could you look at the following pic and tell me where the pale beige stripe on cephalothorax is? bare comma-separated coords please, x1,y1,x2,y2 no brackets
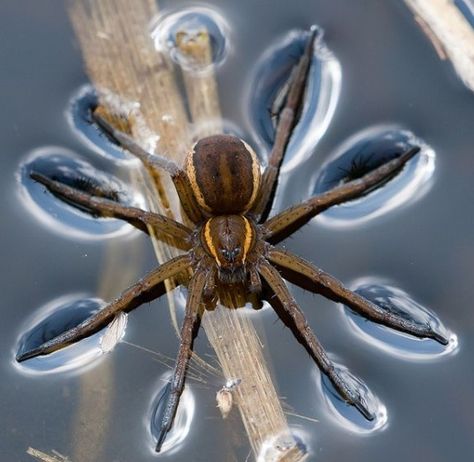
241,140,262,212
204,218,221,266
185,145,213,214
242,216,254,263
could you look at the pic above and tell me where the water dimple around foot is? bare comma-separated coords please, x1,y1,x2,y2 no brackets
14,295,115,374
311,126,436,226
343,278,458,359
17,147,142,240
149,371,195,454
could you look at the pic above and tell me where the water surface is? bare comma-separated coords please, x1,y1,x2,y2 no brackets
1,1,473,461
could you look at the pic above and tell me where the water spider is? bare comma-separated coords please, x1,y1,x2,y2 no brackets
17,27,447,451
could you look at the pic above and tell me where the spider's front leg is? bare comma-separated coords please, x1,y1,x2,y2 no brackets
258,259,374,420
16,255,191,362
92,114,204,224
267,247,448,344
263,146,420,243
253,27,318,220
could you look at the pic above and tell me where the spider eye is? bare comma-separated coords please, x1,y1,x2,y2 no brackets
220,248,240,262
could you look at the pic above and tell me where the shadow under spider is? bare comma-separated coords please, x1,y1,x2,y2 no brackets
17,26,448,452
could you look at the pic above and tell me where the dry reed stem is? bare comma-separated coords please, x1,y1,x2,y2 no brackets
404,0,474,91
176,31,306,460
68,1,306,460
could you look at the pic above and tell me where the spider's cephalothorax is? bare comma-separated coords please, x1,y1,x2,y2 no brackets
18,28,448,452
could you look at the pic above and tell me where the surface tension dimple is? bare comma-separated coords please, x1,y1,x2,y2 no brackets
311,126,436,226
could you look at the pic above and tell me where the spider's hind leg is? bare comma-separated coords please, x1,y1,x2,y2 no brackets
16,255,191,362
155,270,207,452
267,247,448,345
258,259,375,420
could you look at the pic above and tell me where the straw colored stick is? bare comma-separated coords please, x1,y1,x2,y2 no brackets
177,31,306,460
403,0,474,91
68,2,189,461
175,30,223,137
68,1,306,460
27,448,70,462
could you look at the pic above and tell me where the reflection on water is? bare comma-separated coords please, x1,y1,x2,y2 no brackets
149,372,195,454
151,6,230,72
247,27,341,173
257,429,309,462
2,0,473,461
17,146,141,240
344,278,458,359
312,126,436,226
67,85,137,164
319,365,388,434
15,295,107,374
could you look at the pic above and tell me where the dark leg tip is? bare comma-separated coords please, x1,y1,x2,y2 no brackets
309,25,320,39
354,400,375,421
432,330,449,346
29,171,48,185
155,429,168,453
401,145,421,163
91,112,120,144
16,350,36,363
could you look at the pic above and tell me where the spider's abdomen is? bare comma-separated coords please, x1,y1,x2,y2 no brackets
185,135,261,215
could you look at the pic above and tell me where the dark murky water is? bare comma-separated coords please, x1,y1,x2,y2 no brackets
1,1,474,461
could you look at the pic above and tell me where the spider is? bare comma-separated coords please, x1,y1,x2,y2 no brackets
17,29,447,451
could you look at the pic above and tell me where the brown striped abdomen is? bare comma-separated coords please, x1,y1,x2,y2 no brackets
185,135,261,215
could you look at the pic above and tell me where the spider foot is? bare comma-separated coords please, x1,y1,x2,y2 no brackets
429,328,449,346
16,320,87,362
91,111,124,145
328,365,375,421
154,380,179,452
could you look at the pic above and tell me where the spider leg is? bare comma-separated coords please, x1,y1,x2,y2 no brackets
16,255,191,362
93,113,204,223
267,247,448,344
263,146,420,243
155,269,207,452
258,259,374,420
31,172,192,248
249,266,262,293
252,27,318,220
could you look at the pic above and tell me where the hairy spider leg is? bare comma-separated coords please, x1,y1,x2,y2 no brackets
92,114,204,224
267,247,448,344
155,270,207,452
262,146,421,243
16,255,191,362
253,26,318,220
30,172,192,249
258,260,374,420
